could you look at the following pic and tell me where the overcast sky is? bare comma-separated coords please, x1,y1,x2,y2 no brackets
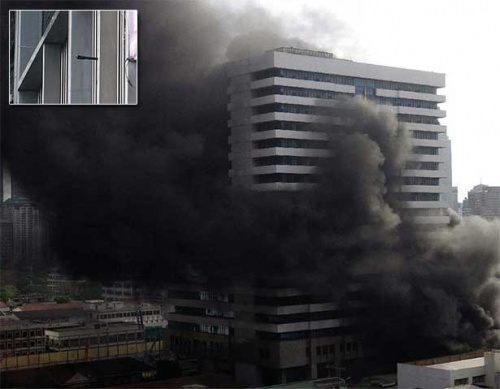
213,0,500,201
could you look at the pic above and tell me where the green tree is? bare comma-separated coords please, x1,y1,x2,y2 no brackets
54,296,71,304
0,285,18,303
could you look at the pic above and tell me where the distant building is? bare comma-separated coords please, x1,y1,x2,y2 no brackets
46,271,86,297
463,184,500,220
102,280,168,304
0,320,46,357
85,300,167,328
451,186,459,213
10,10,137,104
0,206,14,263
397,350,500,389
1,197,48,268
102,280,142,301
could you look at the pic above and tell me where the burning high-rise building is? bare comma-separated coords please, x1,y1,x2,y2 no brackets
227,47,452,227
165,48,454,386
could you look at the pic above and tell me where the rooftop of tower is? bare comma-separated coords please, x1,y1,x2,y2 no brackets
269,46,336,60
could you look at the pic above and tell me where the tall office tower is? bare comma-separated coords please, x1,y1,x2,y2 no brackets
464,184,500,220
0,206,14,263
2,167,27,201
11,10,137,104
227,47,452,227
2,197,48,269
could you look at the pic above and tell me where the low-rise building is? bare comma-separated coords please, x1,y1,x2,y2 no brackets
12,302,89,328
85,300,167,328
0,320,46,357
397,350,499,389
45,322,144,352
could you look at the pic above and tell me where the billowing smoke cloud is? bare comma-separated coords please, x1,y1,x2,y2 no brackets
3,0,500,364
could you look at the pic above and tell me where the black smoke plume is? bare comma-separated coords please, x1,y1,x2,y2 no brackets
2,0,500,363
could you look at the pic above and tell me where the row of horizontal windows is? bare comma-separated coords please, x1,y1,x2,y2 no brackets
405,161,440,170
252,85,439,111
412,130,439,140
254,120,339,133
254,294,332,306
256,326,354,341
255,173,317,184
174,306,234,319
199,291,231,302
398,192,441,201
402,177,440,186
168,289,234,302
169,321,233,336
0,329,43,339
254,156,323,167
252,68,438,94
254,138,329,149
255,308,360,324
375,96,438,110
252,85,350,100
98,310,160,319
49,333,142,348
170,336,229,356
398,114,440,125
255,121,327,132
313,342,358,358
254,103,315,115
401,208,449,217
0,339,44,348
413,146,439,155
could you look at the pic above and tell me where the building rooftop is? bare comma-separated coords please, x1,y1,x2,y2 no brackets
47,322,140,337
0,319,43,330
429,357,484,371
13,302,84,312
270,47,335,59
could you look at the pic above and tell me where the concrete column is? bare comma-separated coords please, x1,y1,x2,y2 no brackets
42,44,61,103
98,11,119,104
69,11,94,103
16,11,42,78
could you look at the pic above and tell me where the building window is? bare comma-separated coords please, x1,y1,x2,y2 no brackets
254,173,317,184
398,192,440,202
403,177,440,186
259,348,270,360
405,161,440,171
413,146,439,155
316,346,321,356
472,375,485,385
454,378,469,385
412,131,439,140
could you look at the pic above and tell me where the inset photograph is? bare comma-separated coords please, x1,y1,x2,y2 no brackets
10,10,137,105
